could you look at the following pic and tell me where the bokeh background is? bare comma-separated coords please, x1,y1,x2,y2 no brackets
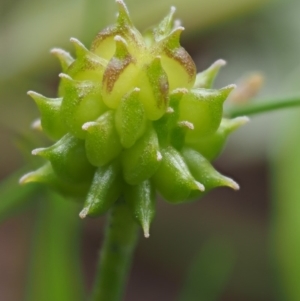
1,0,300,300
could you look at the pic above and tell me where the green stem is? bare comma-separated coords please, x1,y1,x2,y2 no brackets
90,199,139,301
225,97,300,118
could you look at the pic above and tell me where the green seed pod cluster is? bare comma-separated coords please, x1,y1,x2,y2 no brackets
20,0,248,237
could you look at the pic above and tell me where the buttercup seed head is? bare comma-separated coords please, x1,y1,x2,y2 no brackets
21,0,247,237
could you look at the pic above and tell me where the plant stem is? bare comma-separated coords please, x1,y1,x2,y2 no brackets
225,97,300,118
90,199,139,301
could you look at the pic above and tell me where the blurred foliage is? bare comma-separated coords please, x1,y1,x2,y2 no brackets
178,238,235,301
1,0,300,300
271,96,300,301
0,167,37,221
25,191,84,301
0,0,269,82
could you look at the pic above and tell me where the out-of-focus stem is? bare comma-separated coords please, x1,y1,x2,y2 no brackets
90,199,139,301
226,97,300,118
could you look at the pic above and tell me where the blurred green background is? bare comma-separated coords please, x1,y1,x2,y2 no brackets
1,0,300,300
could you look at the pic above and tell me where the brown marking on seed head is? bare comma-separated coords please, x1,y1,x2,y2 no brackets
158,26,196,84
103,54,134,93
91,26,119,52
67,55,106,78
103,36,135,92
91,19,143,55
164,47,196,84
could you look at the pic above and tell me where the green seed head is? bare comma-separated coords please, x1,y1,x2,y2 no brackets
21,0,248,237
